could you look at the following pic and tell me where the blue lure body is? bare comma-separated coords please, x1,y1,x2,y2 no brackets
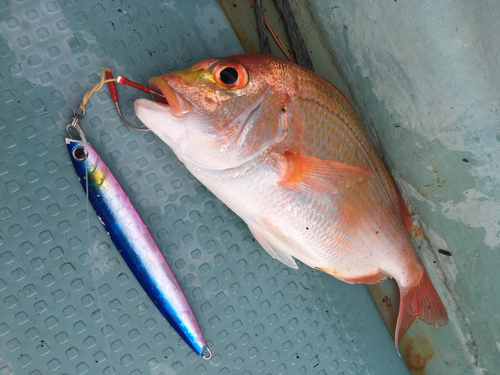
66,138,209,357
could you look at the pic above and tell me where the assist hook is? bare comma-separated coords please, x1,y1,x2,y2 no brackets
105,72,164,132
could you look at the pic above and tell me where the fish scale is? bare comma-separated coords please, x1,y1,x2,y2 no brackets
298,95,405,241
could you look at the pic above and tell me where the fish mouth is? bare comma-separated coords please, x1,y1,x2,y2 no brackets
149,76,192,116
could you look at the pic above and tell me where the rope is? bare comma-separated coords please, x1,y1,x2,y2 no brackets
79,67,117,111
249,0,296,63
275,0,314,71
251,0,313,71
254,0,272,55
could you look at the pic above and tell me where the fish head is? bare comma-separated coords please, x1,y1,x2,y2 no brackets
134,54,291,170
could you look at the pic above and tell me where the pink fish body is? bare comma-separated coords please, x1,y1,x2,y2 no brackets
134,54,448,346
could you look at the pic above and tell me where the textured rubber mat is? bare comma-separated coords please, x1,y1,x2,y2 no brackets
0,1,408,374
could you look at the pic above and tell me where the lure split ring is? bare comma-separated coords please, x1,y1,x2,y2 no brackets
202,345,212,360
65,105,87,140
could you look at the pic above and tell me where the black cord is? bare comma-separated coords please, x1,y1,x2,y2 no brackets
255,0,272,54
275,0,314,71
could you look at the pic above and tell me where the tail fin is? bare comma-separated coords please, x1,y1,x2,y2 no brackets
395,270,448,347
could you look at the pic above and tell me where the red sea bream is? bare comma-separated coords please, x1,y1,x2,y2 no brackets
134,54,448,347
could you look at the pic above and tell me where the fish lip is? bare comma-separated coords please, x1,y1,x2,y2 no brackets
148,76,192,116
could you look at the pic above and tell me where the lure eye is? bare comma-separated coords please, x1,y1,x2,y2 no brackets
73,146,86,161
213,62,248,90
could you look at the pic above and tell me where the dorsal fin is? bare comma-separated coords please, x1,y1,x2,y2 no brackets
396,188,412,234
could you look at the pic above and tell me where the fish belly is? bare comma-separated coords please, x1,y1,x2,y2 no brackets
188,160,414,286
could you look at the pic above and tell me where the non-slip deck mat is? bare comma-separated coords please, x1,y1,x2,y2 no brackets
0,1,408,374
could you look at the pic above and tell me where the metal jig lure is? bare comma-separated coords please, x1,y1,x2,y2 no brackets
65,70,211,359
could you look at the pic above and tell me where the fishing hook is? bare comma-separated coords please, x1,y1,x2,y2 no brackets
105,72,165,132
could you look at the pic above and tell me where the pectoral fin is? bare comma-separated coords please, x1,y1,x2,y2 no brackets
280,152,372,194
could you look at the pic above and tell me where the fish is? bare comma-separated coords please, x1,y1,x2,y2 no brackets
66,138,210,358
134,53,448,347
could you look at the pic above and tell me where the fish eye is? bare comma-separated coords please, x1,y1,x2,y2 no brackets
213,62,248,90
220,67,238,85
73,146,86,161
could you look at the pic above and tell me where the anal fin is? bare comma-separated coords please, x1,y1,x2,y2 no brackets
342,270,390,285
